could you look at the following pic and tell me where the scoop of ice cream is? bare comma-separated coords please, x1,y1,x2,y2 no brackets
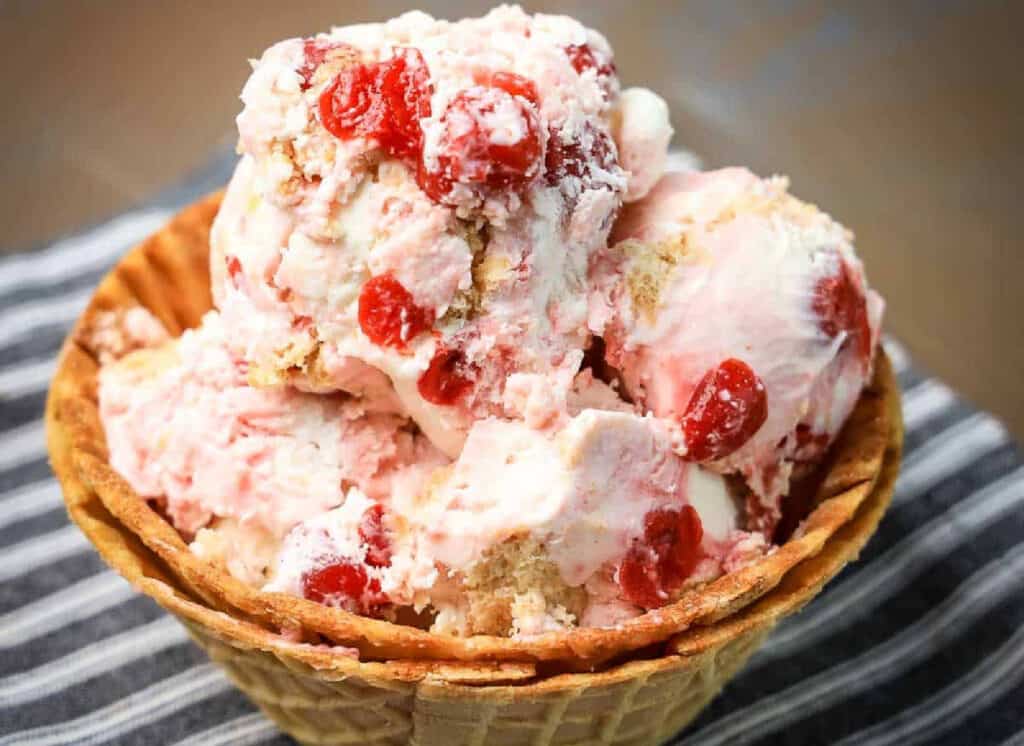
613,87,673,201
210,6,673,456
266,406,765,635
590,168,884,529
98,311,446,539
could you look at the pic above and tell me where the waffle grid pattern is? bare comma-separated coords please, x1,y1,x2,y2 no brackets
185,620,768,746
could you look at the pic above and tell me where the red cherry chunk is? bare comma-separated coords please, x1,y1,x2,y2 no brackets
319,62,379,139
318,48,432,160
415,159,454,204
358,504,392,568
377,48,433,159
544,124,616,186
646,506,704,590
417,86,542,203
298,39,349,90
618,506,704,609
481,71,540,104
301,560,365,603
226,256,242,282
617,547,661,609
301,560,387,614
564,43,616,78
417,347,476,405
357,273,433,348
812,260,872,365
682,359,768,462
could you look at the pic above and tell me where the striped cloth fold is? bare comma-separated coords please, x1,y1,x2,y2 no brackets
1,156,1021,746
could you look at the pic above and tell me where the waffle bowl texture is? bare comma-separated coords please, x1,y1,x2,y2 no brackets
46,194,902,744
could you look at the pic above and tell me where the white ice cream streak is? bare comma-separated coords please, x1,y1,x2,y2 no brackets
755,464,1024,665
676,539,1024,746
0,572,133,650
0,524,90,583
0,287,92,350
0,479,63,530
170,713,279,746
0,615,188,707
0,208,170,298
0,663,231,746
0,357,56,400
833,623,1024,746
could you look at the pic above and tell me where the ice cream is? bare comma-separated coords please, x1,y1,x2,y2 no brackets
590,168,884,530
99,313,758,634
266,407,764,635
210,5,673,456
96,6,883,638
98,312,445,571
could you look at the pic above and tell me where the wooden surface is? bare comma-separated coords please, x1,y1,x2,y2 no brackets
2,1,1021,439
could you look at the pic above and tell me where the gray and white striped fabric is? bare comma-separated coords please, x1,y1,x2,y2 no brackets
1,156,1022,745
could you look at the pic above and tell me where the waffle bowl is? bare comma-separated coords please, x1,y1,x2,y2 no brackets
46,193,902,744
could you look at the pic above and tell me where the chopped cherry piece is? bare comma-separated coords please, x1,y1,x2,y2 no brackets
226,256,242,280
415,158,453,203
358,504,392,568
617,546,661,609
319,62,381,140
302,561,365,603
647,505,704,590
812,260,872,365
377,48,433,159
682,359,768,462
417,347,475,405
357,273,433,348
298,39,349,90
564,43,616,99
301,560,387,613
417,85,542,203
564,43,616,76
298,40,324,89
544,124,616,186
318,47,432,160
485,71,540,104
618,506,704,609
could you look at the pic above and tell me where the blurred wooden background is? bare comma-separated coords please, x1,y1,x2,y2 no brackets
1,1,1021,438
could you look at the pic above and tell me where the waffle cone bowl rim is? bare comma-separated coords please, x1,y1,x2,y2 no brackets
46,191,901,673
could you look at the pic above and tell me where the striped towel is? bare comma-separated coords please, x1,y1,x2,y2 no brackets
1,155,1022,746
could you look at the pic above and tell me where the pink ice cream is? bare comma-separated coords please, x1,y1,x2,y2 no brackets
97,7,883,637
268,407,763,633
210,5,673,456
590,168,884,530
100,315,759,632
99,312,445,540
